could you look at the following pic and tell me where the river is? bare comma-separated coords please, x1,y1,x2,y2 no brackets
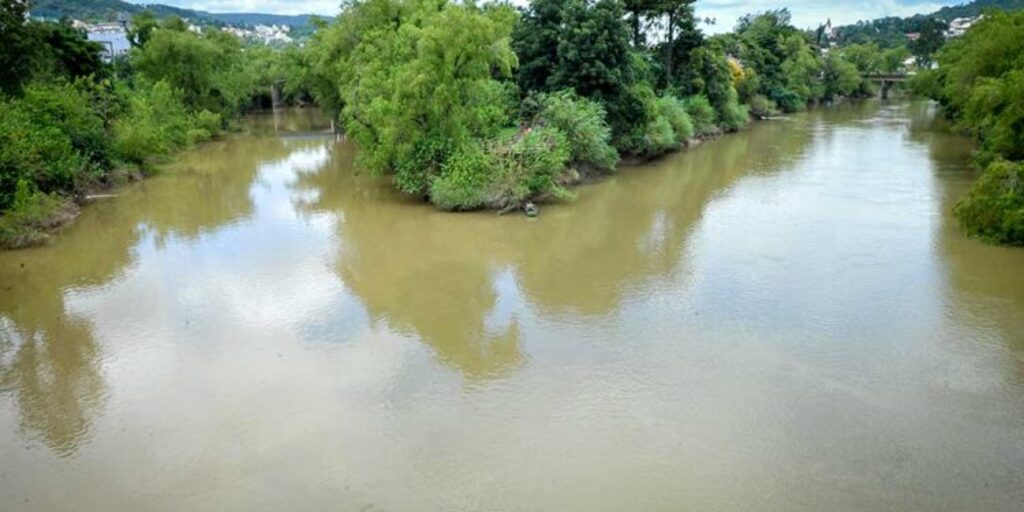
1,102,1022,511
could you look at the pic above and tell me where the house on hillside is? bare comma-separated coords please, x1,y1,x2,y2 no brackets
944,16,981,38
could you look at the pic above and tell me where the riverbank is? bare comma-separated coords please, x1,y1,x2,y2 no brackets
0,108,740,249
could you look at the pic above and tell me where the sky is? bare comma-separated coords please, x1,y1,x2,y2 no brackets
132,0,964,33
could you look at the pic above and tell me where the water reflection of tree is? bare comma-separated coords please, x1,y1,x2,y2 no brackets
294,143,524,380
907,103,1024,357
293,117,812,380
0,208,141,455
0,128,298,456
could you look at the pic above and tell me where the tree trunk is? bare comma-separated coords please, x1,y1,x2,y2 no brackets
666,11,675,80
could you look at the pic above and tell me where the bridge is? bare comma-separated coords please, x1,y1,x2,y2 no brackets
861,73,911,100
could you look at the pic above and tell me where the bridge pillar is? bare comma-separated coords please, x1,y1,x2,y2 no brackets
881,80,893,100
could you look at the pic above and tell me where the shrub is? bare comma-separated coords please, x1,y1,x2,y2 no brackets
486,126,572,209
0,100,85,210
612,83,658,155
395,137,456,196
748,94,777,119
430,142,494,211
953,159,1024,245
0,181,74,249
113,80,195,165
655,95,695,142
719,88,750,132
645,116,676,155
770,86,805,113
533,90,619,172
193,110,223,137
683,95,719,137
18,82,109,167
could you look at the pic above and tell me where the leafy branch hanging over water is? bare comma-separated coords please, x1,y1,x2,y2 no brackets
913,11,1024,245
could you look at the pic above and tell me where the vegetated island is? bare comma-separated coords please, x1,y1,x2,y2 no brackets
2,0,1021,248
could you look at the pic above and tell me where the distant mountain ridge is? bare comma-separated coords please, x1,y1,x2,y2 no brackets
833,0,1024,46
931,0,1024,19
30,0,319,28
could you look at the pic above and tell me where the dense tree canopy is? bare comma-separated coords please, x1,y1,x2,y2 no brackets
6,0,970,243
915,11,1024,244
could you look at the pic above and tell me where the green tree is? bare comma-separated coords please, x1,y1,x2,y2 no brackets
511,0,563,94
132,20,253,117
31,20,105,80
720,9,825,112
841,43,883,74
880,45,911,73
915,11,1024,244
821,52,861,100
0,0,34,93
909,18,946,67
127,10,159,48
513,0,647,151
654,0,701,84
313,0,518,193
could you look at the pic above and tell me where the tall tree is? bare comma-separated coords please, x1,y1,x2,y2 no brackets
511,0,563,94
655,0,700,84
909,18,946,67
1,0,35,93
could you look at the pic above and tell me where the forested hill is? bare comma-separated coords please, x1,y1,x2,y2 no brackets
30,0,316,28
834,0,1024,46
933,0,1024,18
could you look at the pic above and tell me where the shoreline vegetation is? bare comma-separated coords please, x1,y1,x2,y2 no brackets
1,0,1019,249
910,11,1024,245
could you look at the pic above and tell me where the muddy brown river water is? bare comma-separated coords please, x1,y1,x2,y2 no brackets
1,102,1023,511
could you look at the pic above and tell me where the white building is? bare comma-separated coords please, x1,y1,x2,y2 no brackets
944,16,981,39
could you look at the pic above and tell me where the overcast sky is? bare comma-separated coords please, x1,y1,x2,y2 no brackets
133,0,962,33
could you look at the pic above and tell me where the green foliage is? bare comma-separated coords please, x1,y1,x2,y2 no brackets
112,80,200,166
909,18,946,67
881,46,911,73
513,0,649,153
923,11,1024,162
916,11,1024,245
0,0,33,94
0,183,72,249
132,20,254,117
430,126,573,210
683,95,719,137
656,95,695,142
0,7,104,94
748,94,777,119
310,0,517,195
486,127,572,209
18,81,111,168
717,88,749,132
0,100,85,210
822,52,863,100
953,160,1024,245
769,86,805,113
715,10,824,112
645,116,676,154
430,142,494,210
840,43,884,74
531,91,619,171
31,21,106,80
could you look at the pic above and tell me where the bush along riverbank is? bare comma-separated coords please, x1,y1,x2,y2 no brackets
300,1,886,214
0,6,292,249
912,11,1024,245
2,0,897,245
